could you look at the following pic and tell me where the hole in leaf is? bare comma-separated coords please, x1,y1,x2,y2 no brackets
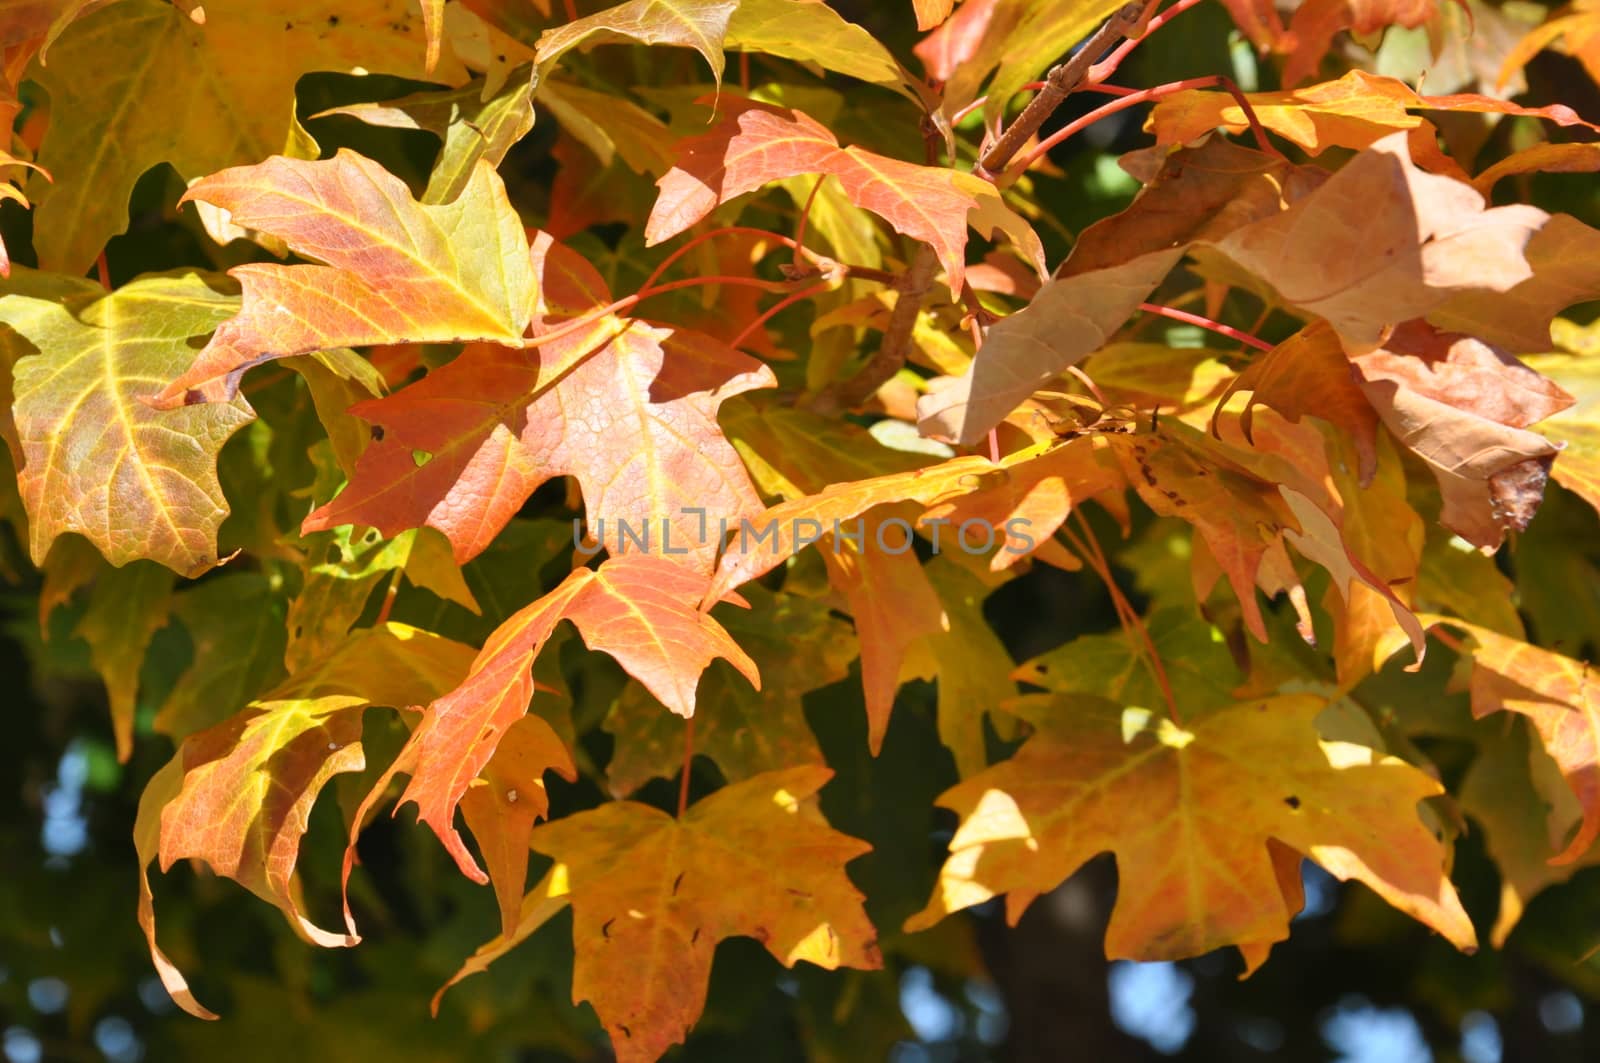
1284,796,1301,810
411,449,432,468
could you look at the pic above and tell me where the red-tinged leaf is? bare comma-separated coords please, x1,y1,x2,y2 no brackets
138,623,479,1017
534,0,739,82
913,0,956,30
907,695,1477,970
1354,323,1572,548
1216,0,1288,50
1147,69,1600,166
645,97,1044,296
28,0,457,276
154,151,535,405
0,269,254,575
1434,619,1600,864
914,0,1000,81
525,767,879,1063
303,235,773,568
1282,0,1439,87
459,713,578,936
921,133,1549,443
1430,213,1600,353
385,553,757,881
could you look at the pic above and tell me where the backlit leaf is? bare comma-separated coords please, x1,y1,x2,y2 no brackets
139,623,478,1018
378,552,757,881
526,766,879,1063
907,694,1477,970
155,151,535,405
302,234,773,568
646,97,1044,296
0,269,254,574
27,0,454,275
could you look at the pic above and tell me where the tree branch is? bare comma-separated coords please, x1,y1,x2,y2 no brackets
978,2,1148,176
810,244,939,414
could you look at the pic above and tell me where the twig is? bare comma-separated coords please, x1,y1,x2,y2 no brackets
811,244,939,413
729,280,831,350
1087,0,1207,85
978,2,1149,176
678,714,696,817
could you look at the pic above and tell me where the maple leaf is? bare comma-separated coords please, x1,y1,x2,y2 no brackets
535,0,738,82
914,0,1000,82
1499,0,1600,88
913,0,956,31
313,66,539,205
1459,719,1600,946
459,713,578,936
152,151,534,405
903,557,1019,778
1147,69,1600,167
1524,346,1600,519
526,766,879,1063
645,97,1044,296
1226,322,1381,482
1281,0,1439,86
74,560,173,760
725,0,926,103
906,694,1477,969
1430,213,1600,353
301,233,773,568
0,268,254,575
138,623,479,1019
603,584,854,797
26,0,459,276
917,435,1124,571
919,133,1549,444
720,401,948,752
1471,143,1600,199
155,572,289,740
1354,323,1572,548
370,552,757,883
1433,619,1600,865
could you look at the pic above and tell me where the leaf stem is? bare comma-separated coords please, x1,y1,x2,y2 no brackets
728,280,831,350
1006,74,1282,177
1137,301,1274,352
678,713,696,817
1087,0,1209,85
1061,512,1181,725
95,252,111,290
